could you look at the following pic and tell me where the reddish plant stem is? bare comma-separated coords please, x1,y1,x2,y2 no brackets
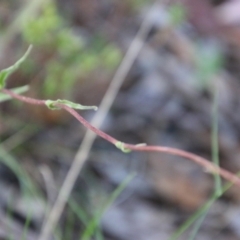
2,89,45,105
2,88,240,188
125,144,240,187
59,104,117,144
62,105,240,187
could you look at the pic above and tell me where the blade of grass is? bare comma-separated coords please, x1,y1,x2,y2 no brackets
69,198,105,240
171,85,223,240
188,210,209,240
81,172,136,240
0,145,39,196
211,87,222,195
168,172,240,240
64,208,75,240
187,86,221,240
20,206,33,240
1,124,39,152
0,149,47,240
0,146,45,240
6,196,14,240
0,46,32,89
68,198,89,226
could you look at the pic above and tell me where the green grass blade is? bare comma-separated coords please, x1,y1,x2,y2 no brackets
69,198,104,240
68,198,89,226
64,208,75,240
81,172,136,240
20,206,33,240
0,46,32,89
211,88,222,195
187,88,219,239
188,210,209,240
1,124,38,152
6,197,14,240
168,172,240,240
0,146,38,196
187,86,222,240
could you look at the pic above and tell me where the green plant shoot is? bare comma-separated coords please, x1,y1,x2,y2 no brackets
115,141,131,153
0,45,32,89
45,99,98,111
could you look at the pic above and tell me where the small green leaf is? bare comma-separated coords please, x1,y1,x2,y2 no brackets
0,46,32,89
0,85,29,103
115,141,131,153
45,99,98,111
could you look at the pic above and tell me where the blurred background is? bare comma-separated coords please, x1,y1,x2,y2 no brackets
1,0,240,239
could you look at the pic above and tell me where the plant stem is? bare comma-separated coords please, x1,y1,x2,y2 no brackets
2,88,240,188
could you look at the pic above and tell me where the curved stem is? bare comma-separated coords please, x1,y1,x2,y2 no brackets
2,88,240,188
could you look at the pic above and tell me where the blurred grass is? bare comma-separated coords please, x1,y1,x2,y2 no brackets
168,17,225,237
81,173,135,240
20,204,33,240
0,146,39,195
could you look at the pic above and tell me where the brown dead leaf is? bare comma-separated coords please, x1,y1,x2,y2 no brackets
148,152,212,210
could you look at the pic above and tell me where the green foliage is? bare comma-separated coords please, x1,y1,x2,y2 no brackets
211,89,222,196
56,29,84,58
21,2,122,98
176,80,221,240
81,173,135,240
0,146,39,195
169,3,186,26
115,141,131,153
168,173,240,240
100,45,122,69
45,99,98,111
22,2,62,45
0,46,32,89
0,46,30,103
